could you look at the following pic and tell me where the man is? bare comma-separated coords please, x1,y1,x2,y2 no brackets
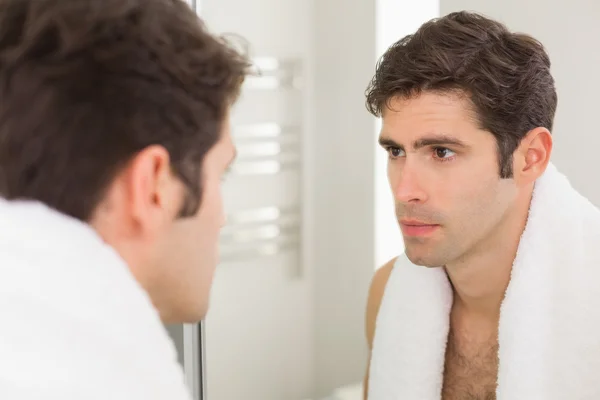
363,11,600,400
0,0,249,398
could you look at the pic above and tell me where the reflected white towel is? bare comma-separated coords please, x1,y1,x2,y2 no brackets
0,199,191,400
368,162,600,400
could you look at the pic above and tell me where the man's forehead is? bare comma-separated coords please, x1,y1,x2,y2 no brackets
379,102,483,146
381,91,476,120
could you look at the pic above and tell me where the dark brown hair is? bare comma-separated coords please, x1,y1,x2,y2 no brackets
365,11,557,178
0,0,251,220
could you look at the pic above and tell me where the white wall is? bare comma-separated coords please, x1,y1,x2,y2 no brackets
200,0,379,398
440,0,600,206
311,0,377,395
200,1,315,399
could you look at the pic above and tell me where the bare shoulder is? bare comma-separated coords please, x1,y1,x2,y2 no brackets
364,256,398,399
365,256,397,349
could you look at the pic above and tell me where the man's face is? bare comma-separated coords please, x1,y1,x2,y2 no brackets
94,119,236,324
380,92,519,267
151,125,235,323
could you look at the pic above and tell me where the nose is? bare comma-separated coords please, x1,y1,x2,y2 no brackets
392,162,428,204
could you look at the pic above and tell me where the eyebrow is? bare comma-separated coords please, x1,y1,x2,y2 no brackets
378,133,469,150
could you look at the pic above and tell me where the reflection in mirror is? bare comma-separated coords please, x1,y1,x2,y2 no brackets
187,0,600,399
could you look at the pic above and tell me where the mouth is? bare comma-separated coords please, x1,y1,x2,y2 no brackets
399,220,440,237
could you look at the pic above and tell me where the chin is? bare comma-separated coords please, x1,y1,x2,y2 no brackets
161,300,209,324
404,248,446,268
181,304,209,324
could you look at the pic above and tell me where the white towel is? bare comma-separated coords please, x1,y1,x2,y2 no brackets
368,162,600,400
0,199,191,400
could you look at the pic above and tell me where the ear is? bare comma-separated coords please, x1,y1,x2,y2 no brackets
125,145,184,238
513,127,553,185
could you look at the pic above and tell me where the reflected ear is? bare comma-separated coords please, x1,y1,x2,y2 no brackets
126,145,184,236
513,127,553,185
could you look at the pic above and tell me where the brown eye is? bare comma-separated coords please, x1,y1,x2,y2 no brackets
388,147,404,158
434,147,455,159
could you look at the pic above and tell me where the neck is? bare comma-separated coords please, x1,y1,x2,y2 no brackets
445,190,533,318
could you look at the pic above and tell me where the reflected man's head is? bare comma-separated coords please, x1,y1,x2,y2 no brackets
366,12,555,268
0,0,251,323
